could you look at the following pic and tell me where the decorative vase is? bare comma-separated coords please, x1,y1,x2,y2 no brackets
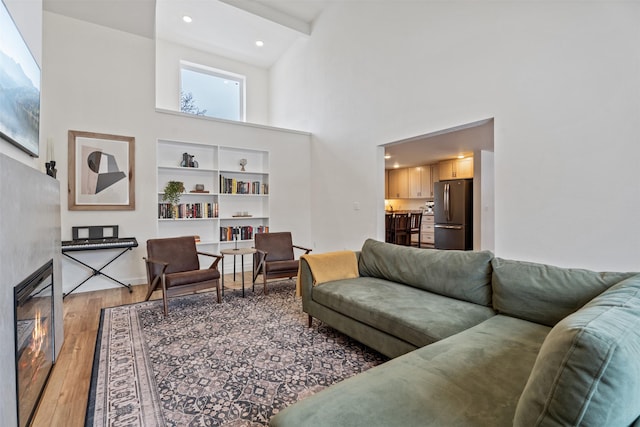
180,152,189,167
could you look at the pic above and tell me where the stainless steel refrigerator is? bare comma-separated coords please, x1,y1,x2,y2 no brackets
434,179,473,250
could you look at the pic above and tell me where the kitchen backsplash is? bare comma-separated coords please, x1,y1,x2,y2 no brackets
385,198,434,212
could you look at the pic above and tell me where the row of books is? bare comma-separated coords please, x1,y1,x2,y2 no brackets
220,176,269,195
220,226,269,241
158,203,219,219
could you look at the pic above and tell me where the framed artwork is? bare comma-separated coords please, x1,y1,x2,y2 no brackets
0,0,41,157
68,130,135,210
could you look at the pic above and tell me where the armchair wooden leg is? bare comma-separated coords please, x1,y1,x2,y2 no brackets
163,293,169,316
162,277,169,316
263,273,268,295
308,315,313,328
215,280,221,303
145,276,160,301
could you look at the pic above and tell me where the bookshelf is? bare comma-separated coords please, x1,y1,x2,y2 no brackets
156,140,269,267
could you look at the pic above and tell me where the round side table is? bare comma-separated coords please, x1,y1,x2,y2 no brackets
220,247,257,298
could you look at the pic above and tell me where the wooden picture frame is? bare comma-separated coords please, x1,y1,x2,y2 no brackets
68,130,135,210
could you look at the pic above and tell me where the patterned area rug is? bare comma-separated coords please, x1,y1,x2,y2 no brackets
86,280,388,426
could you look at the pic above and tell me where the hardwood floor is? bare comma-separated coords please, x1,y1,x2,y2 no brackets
32,274,249,427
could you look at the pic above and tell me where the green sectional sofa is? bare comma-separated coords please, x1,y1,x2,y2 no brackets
270,239,640,427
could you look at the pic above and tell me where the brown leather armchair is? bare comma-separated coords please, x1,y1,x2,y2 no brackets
144,236,222,315
253,232,311,294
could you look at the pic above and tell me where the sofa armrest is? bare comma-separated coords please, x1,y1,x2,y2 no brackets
299,257,315,306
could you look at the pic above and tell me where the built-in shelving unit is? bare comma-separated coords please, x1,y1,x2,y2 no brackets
156,140,269,268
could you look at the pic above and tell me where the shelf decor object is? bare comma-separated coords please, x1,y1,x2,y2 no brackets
44,138,57,178
45,161,57,178
239,158,247,171
181,152,198,168
162,181,185,218
68,130,135,210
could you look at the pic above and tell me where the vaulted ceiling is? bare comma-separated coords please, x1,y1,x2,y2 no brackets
42,0,494,166
43,0,328,67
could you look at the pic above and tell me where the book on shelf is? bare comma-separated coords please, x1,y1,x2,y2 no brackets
158,202,219,219
219,225,269,241
220,175,268,195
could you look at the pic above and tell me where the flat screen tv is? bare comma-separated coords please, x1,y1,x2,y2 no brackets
0,0,40,157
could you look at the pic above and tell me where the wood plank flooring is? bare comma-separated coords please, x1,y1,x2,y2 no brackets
32,274,250,427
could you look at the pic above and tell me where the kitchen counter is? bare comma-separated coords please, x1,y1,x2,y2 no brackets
385,211,435,248
385,210,433,215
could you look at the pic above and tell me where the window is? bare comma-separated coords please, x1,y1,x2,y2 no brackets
180,61,246,121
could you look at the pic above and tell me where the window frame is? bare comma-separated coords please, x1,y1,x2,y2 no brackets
179,60,246,122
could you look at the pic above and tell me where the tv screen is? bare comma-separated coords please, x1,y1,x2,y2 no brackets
0,0,40,157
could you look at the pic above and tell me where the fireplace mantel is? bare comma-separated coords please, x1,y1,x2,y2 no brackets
0,154,63,425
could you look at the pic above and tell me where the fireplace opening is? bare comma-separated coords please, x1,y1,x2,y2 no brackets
14,259,55,427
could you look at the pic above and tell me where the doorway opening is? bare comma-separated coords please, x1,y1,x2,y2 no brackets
381,118,494,251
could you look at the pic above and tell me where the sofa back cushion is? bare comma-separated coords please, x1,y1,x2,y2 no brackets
513,274,640,427
358,239,494,306
492,257,635,326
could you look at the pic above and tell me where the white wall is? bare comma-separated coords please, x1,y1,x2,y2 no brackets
42,12,156,293
156,38,270,125
270,1,640,271
43,12,311,294
478,150,495,252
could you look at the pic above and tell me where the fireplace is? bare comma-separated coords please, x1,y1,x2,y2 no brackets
14,260,55,427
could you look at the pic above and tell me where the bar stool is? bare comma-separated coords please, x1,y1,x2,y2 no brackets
393,213,410,245
408,211,423,247
385,213,395,243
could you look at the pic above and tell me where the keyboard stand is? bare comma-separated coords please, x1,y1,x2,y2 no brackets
62,246,135,299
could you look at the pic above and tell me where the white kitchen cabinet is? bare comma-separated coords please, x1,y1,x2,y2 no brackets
408,165,433,198
411,214,435,247
387,168,409,199
439,157,474,180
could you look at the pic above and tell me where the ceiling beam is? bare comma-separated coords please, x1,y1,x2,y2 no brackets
219,0,311,35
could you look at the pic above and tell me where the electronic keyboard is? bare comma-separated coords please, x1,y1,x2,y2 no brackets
61,237,138,252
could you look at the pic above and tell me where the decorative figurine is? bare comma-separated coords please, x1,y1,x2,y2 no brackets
239,158,247,172
45,161,57,178
180,153,198,168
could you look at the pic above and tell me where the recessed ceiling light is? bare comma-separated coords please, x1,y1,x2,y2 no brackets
384,154,391,159
255,40,264,47
457,155,465,159
182,15,193,23
393,163,400,168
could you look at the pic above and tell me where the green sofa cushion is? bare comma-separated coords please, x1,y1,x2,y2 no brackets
270,315,550,427
358,239,494,306
491,257,635,326
514,274,640,426
312,277,496,348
